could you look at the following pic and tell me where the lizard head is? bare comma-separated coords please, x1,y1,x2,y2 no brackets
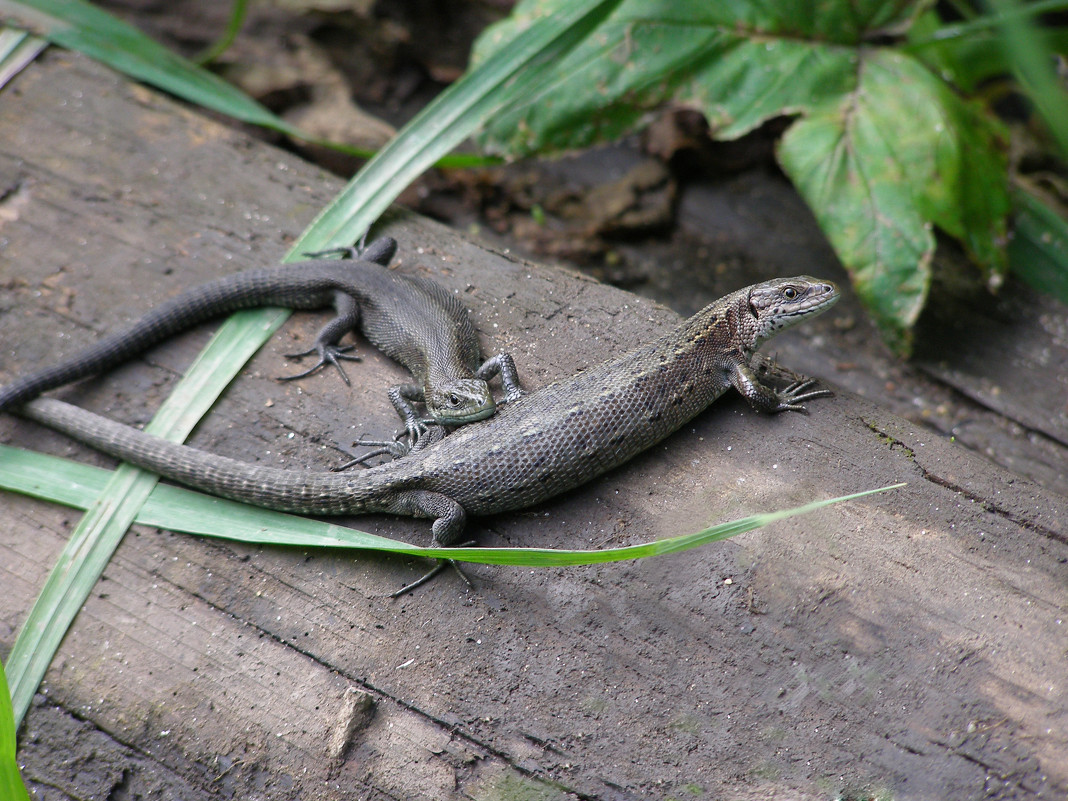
747,276,839,349
425,378,497,425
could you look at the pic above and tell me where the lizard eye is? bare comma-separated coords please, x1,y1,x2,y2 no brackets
782,286,798,300
448,394,461,407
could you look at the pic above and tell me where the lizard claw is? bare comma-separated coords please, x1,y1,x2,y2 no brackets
775,379,833,413
301,245,359,260
333,422,447,471
402,417,441,451
333,430,413,470
390,541,478,597
279,344,361,385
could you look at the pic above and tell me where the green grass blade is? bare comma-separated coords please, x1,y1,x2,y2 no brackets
0,2,490,166
0,660,30,801
986,0,1068,158
0,0,306,136
0,441,905,564
0,0,318,736
7,465,150,729
908,0,1068,46
1009,185,1068,303
0,25,44,87
4,308,289,728
287,0,622,256
193,0,247,65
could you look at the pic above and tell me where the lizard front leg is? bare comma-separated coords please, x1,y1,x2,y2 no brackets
730,358,832,414
388,382,431,444
476,352,524,402
333,424,447,471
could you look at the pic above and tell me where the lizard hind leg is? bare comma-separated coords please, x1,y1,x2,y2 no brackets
383,489,468,546
279,290,362,385
279,342,361,384
390,545,476,597
386,491,474,596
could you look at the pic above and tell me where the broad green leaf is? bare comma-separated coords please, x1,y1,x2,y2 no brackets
473,0,1013,352
779,50,1009,351
473,0,917,152
907,1,1068,309
0,660,30,801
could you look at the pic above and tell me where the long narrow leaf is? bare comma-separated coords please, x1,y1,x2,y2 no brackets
1009,185,1068,303
4,309,289,727
986,0,1068,158
0,441,905,565
0,660,30,801
0,0,303,135
3,0,619,737
0,26,45,88
287,0,623,256
907,0,1067,46
1,0,319,731
193,0,247,65
0,2,493,167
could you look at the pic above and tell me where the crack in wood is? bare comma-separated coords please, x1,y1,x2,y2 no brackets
864,418,1067,545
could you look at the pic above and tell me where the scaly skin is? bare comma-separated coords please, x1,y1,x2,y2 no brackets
0,238,523,440
13,276,839,548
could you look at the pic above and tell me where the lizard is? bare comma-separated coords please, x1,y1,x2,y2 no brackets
10,275,839,592
0,237,523,445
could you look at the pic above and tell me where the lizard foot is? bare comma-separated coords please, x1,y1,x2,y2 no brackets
334,433,412,470
279,344,361,385
775,379,834,413
333,422,448,470
390,543,477,597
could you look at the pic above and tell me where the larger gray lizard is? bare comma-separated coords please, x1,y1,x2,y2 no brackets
12,276,839,574
0,238,522,441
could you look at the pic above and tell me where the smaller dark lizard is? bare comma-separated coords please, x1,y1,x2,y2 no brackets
0,238,523,442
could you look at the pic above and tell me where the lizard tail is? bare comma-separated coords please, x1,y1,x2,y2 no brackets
16,398,381,516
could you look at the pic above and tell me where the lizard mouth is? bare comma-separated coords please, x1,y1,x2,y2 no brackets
435,404,496,425
799,284,840,313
